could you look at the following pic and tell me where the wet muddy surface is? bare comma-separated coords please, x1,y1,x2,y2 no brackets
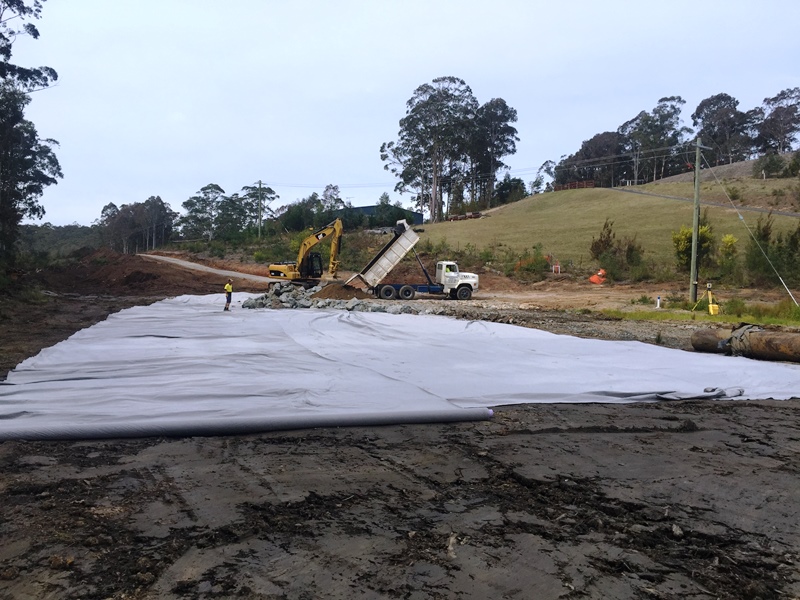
1,402,799,599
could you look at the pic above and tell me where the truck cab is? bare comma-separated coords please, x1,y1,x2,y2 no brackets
435,261,479,300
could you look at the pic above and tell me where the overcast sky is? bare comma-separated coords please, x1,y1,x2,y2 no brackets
14,0,800,226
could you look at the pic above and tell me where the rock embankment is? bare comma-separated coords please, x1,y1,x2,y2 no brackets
242,281,436,315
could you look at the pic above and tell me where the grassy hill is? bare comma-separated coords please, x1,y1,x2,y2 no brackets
417,172,800,274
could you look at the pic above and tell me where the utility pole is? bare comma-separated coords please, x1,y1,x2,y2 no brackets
257,180,263,240
689,138,703,303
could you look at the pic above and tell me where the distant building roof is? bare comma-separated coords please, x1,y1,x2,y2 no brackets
342,205,424,225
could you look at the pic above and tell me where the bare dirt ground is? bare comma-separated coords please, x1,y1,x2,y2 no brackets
1,249,799,600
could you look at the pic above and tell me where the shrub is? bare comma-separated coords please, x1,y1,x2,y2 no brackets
665,294,692,311
717,233,741,283
782,152,800,178
743,214,787,285
752,153,785,178
672,221,715,272
597,250,623,281
774,298,800,321
186,241,206,253
510,245,549,281
589,219,615,260
725,185,742,201
628,263,653,282
209,241,226,259
589,220,647,281
724,297,746,317
479,247,495,262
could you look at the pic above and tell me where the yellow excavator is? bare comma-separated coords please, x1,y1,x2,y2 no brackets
268,218,343,282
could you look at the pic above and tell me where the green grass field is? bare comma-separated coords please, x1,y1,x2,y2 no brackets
418,182,800,270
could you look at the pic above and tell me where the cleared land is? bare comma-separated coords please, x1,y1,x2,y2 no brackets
1,250,799,599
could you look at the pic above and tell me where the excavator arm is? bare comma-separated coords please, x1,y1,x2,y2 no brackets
296,219,343,279
268,218,343,281
327,222,342,278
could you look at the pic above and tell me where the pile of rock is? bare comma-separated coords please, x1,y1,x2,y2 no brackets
242,281,423,315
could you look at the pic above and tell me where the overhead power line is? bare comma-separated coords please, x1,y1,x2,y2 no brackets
508,142,697,176
701,152,799,307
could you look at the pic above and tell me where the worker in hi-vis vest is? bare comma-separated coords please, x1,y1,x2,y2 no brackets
223,279,232,311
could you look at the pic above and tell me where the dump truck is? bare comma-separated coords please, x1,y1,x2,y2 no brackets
345,219,479,300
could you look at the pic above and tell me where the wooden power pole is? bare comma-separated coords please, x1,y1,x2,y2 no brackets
257,180,263,240
689,139,702,303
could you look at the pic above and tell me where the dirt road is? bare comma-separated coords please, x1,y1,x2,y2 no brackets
1,250,798,599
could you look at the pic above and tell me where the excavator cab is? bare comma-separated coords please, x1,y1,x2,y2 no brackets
298,253,324,279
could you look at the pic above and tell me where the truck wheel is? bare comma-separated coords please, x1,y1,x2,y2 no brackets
379,285,397,300
449,289,458,299
398,285,415,300
456,286,472,300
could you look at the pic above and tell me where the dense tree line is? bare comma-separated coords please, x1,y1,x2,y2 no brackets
178,182,279,242
17,222,102,259
74,181,416,254
548,89,800,188
97,196,179,253
381,76,519,222
269,187,415,233
89,182,415,252
0,0,61,275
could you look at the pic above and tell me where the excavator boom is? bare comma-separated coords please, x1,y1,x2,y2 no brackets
268,219,343,281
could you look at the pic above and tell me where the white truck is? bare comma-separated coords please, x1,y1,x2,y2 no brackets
345,220,479,300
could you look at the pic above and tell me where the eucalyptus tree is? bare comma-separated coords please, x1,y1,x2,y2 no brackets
753,87,800,154
618,97,691,182
316,183,344,226
0,1,60,270
381,76,478,222
141,195,176,249
0,0,57,89
617,111,648,183
470,98,519,205
214,193,249,240
97,202,120,249
0,82,61,266
102,203,138,254
691,93,752,165
372,192,413,227
494,174,527,206
96,197,176,252
240,182,279,235
180,184,225,241
554,131,628,187
276,192,321,232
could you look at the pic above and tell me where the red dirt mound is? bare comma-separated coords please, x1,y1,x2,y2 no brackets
27,248,262,296
313,283,372,300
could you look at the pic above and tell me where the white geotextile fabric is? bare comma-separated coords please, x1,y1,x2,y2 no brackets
1,293,799,440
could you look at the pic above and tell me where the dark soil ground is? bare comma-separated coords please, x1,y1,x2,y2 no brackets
1,250,799,599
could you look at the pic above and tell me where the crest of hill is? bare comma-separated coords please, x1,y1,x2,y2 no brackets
658,152,798,184
418,157,800,270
